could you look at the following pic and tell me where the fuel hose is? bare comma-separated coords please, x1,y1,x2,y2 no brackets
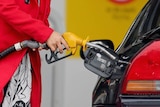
0,40,46,59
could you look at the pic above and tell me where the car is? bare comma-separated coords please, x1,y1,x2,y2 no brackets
80,0,160,106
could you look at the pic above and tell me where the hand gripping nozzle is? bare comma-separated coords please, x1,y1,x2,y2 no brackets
45,32,89,64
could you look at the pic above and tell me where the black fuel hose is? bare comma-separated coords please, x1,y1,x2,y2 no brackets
0,46,16,59
0,40,47,59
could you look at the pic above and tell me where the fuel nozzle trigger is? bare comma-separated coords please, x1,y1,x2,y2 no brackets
45,48,72,64
45,32,89,64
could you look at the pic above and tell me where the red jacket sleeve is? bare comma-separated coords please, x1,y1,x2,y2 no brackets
0,0,53,43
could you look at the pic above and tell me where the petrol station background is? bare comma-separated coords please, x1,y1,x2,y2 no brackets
66,0,148,55
41,0,148,107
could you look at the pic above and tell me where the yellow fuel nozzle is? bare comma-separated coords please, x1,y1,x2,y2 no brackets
45,32,89,64
62,32,89,55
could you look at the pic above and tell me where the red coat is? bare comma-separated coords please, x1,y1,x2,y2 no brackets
0,0,53,106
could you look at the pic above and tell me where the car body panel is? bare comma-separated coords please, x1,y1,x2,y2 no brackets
92,0,160,107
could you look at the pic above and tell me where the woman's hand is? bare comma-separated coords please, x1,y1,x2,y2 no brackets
46,31,69,53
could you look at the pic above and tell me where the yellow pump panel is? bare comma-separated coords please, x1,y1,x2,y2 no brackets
66,0,148,57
